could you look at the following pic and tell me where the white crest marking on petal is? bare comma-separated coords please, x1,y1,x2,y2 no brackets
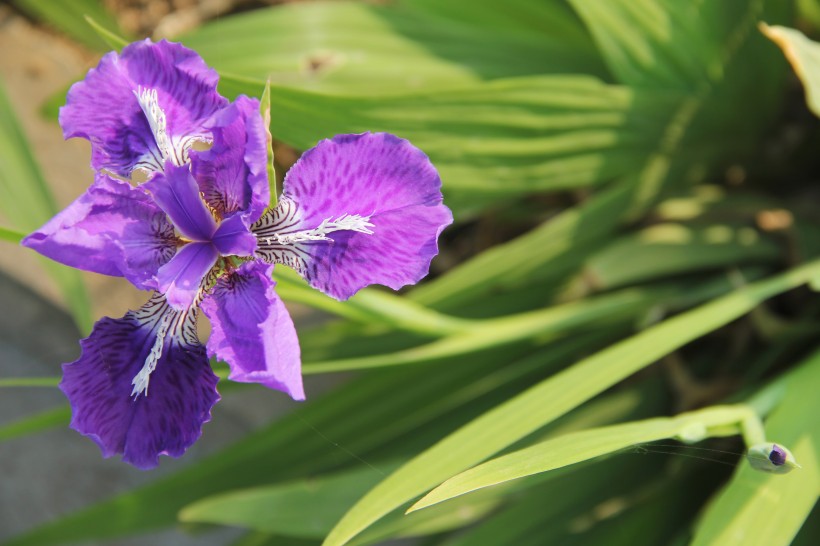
133,87,173,163
128,292,203,399
130,310,174,398
251,199,375,270
266,214,374,245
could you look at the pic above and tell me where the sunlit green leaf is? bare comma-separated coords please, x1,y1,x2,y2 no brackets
690,348,820,546
323,259,820,546
4,334,603,546
443,453,664,546
182,1,606,96
180,464,401,538
409,404,759,511
761,23,820,117
400,0,592,44
216,74,675,216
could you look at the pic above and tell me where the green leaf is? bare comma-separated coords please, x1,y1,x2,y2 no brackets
301,283,703,374
570,0,785,89
690,348,820,546
183,373,655,542
9,0,128,51
273,268,470,337
404,4,789,308
761,23,820,117
792,502,820,546
180,463,401,538
410,182,637,310
577,222,782,290
400,0,593,44
409,404,758,511
589,0,787,210
181,1,606,96
0,406,70,442
229,534,315,546
0,77,92,332
351,489,500,546
797,0,820,30
0,377,60,388
0,225,26,244
217,74,674,216
442,453,666,546
554,464,716,546
5,333,599,546
322,259,820,546
83,15,129,51
181,460,501,544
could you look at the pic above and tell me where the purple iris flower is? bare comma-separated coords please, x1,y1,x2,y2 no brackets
22,40,452,469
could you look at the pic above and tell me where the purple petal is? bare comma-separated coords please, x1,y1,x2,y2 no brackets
21,172,176,289
201,262,304,400
212,213,257,257
769,444,787,466
300,203,451,300
156,242,218,309
256,133,452,300
59,39,227,177
59,294,219,469
190,95,270,222
144,163,217,242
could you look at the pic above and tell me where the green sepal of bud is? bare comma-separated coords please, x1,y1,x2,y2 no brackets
747,442,800,474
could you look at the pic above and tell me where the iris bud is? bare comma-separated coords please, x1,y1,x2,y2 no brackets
747,443,800,474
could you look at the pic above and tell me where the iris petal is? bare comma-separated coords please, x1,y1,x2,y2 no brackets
59,39,227,177
190,95,270,223
254,132,453,300
212,213,257,257
59,294,219,469
144,163,218,242
156,242,219,310
201,262,304,400
22,172,175,289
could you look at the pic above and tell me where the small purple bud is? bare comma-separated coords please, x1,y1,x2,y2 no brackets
769,444,787,466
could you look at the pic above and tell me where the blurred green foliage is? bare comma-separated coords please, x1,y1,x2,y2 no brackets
2,1,820,545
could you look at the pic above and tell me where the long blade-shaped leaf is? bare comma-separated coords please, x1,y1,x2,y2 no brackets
761,24,820,117
402,0,593,46
570,0,787,89
179,463,402,538
216,75,675,216
4,332,602,545
322,259,820,546
409,404,756,511
403,0,788,306
182,1,605,95
690,348,820,546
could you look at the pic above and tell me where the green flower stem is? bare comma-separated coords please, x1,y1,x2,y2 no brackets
669,404,765,447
